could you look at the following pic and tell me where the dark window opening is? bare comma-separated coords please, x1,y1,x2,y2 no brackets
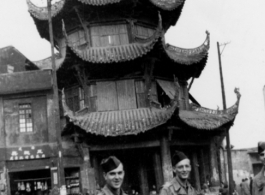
65,167,80,195
65,87,80,112
19,103,33,133
134,24,155,39
90,24,129,47
9,169,51,195
156,84,171,108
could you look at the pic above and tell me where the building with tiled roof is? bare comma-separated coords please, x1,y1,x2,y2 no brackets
7,0,242,194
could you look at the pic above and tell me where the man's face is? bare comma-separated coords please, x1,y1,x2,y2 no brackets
104,163,125,190
174,159,191,180
259,150,265,165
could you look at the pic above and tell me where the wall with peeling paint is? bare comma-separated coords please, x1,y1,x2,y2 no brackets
230,149,253,186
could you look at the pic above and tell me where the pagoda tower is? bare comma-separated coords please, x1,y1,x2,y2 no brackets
27,0,241,194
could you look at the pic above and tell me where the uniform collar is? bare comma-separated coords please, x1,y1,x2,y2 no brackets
102,185,125,195
173,176,191,191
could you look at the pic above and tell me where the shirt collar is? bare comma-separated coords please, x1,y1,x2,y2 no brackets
103,185,125,195
173,176,191,191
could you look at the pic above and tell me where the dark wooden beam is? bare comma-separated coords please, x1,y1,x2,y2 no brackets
79,146,96,194
138,159,149,195
198,149,206,186
89,140,160,151
153,152,163,190
89,138,210,152
143,58,155,106
209,140,220,186
192,152,201,191
160,133,173,182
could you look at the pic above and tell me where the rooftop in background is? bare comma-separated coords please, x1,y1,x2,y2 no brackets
0,46,39,73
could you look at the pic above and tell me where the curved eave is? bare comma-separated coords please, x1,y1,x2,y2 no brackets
62,94,179,137
32,39,67,70
27,0,65,20
64,18,162,63
149,0,185,11
179,89,241,130
77,0,121,5
68,40,159,64
165,31,210,65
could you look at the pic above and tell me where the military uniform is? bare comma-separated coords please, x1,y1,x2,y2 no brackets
160,176,197,195
242,180,250,195
252,166,265,195
97,185,127,195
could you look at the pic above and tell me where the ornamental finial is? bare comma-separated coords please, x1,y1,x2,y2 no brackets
234,88,241,100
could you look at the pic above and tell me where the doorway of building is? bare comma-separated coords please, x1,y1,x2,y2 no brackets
9,169,51,195
65,167,80,195
91,147,159,195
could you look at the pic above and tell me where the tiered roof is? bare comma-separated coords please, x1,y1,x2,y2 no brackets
150,0,184,11
179,88,241,130
27,0,209,79
27,0,185,20
62,86,241,136
27,0,240,134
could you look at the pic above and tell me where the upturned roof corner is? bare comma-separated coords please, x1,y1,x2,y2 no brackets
179,88,241,130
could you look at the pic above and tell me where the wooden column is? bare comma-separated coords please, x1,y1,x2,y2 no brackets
192,152,201,191
92,156,101,189
79,146,96,194
160,133,173,183
209,141,220,187
198,149,206,186
138,159,149,195
181,81,190,110
143,58,155,106
219,146,228,183
216,147,223,184
74,65,90,109
153,152,163,190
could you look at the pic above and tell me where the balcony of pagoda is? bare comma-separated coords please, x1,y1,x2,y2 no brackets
61,75,241,137
61,78,181,136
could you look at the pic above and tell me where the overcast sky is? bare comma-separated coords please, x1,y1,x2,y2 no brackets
0,0,264,149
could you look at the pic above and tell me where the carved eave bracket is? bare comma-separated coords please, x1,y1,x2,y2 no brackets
27,0,65,20
165,31,210,65
68,39,159,64
32,38,67,70
61,87,179,137
179,88,241,130
77,0,121,6
149,0,185,11
63,17,162,64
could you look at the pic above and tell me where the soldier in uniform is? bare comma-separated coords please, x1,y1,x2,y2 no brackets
252,142,265,195
97,156,127,195
159,151,197,195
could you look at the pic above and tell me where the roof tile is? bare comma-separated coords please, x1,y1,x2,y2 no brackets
149,0,185,11
179,88,241,130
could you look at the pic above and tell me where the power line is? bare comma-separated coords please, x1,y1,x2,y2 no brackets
219,41,231,55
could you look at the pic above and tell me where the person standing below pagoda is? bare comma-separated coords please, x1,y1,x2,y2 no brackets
252,142,265,195
97,156,127,195
159,151,197,195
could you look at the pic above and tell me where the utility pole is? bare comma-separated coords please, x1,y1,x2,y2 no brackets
217,42,234,195
47,0,65,190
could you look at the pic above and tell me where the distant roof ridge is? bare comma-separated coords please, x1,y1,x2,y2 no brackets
232,147,257,151
0,45,31,61
0,45,15,50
